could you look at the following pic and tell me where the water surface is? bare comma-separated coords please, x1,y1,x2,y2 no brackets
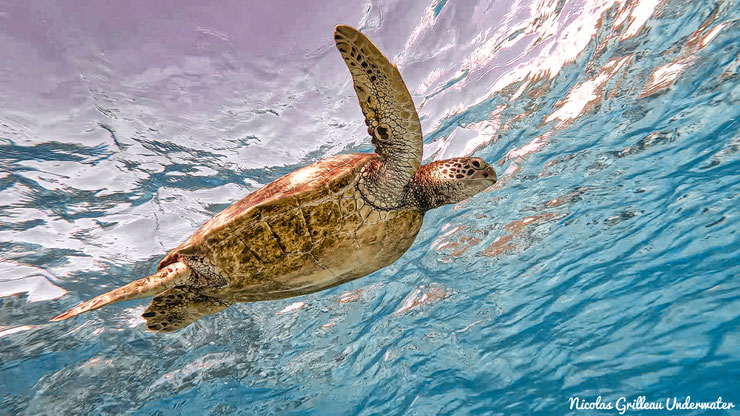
1,0,738,415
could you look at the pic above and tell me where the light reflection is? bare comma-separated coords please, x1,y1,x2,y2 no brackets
0,259,67,302
640,10,725,97
640,62,689,97
338,288,364,303
276,301,306,315
393,284,450,315
620,0,663,40
421,0,642,161
405,0,446,53
505,131,552,160
481,212,563,257
545,56,631,126
701,23,726,47
432,105,505,160
0,325,35,338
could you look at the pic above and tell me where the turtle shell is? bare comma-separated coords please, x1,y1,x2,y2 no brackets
154,152,422,301
159,152,375,268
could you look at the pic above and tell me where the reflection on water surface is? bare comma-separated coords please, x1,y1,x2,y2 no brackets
1,0,738,414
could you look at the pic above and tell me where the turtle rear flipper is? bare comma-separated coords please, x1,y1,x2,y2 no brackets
51,261,192,322
143,287,231,332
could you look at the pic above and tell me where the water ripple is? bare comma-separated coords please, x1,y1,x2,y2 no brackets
1,0,738,414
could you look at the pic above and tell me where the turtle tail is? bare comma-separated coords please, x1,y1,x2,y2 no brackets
50,261,192,322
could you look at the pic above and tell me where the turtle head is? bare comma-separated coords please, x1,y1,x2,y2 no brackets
409,157,497,211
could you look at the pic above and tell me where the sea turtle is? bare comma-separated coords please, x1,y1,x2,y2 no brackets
51,25,497,332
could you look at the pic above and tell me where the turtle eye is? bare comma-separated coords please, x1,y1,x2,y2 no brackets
471,158,487,169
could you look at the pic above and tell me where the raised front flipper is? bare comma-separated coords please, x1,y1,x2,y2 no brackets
334,25,423,208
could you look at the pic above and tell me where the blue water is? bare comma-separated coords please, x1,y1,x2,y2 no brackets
1,0,738,415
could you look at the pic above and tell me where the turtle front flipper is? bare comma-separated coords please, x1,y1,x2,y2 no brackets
334,25,423,208
142,287,232,332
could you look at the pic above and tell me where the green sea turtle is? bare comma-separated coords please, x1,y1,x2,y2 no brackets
51,25,497,332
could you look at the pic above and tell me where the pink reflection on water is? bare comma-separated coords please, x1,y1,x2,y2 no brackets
640,10,725,97
423,0,667,161
481,212,564,257
276,301,306,316
393,284,451,315
619,0,664,40
545,56,631,126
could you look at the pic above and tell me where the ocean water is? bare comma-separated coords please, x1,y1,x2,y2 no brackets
1,0,738,414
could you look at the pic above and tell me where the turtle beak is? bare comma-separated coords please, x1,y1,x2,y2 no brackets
471,165,497,184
